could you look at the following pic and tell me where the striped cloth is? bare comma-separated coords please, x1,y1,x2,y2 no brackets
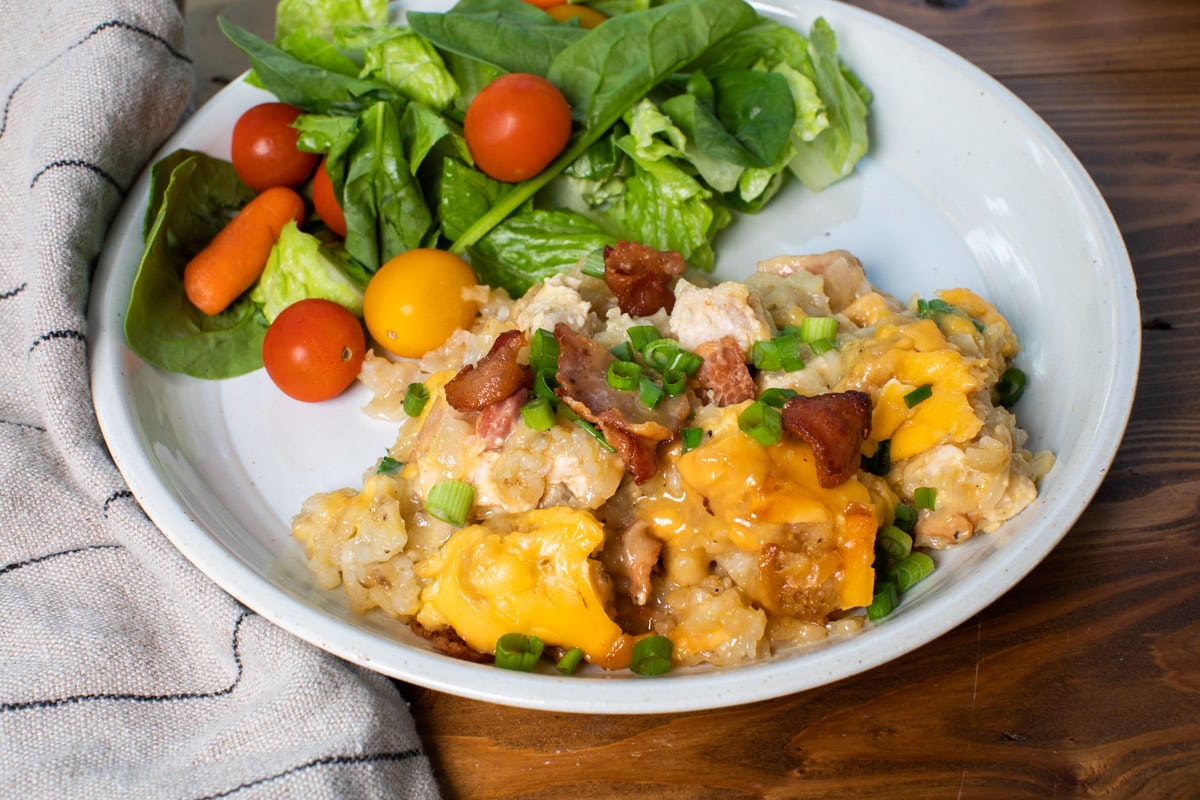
0,1,441,797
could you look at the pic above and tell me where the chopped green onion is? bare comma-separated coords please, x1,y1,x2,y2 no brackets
609,341,635,362
903,383,933,408
568,413,615,453
669,350,703,377
529,328,559,375
626,325,659,353
888,551,935,593
426,480,474,526
916,298,955,319
681,427,704,453
997,367,1027,407
403,383,430,417
913,486,937,511
867,581,899,620
639,376,663,409
662,368,687,397
607,360,642,391
555,647,585,675
629,635,673,676
642,338,679,370
808,337,836,356
495,633,544,671
861,440,891,476
799,316,838,343
775,334,805,371
377,455,402,475
751,339,781,371
533,370,558,401
892,501,917,532
580,247,606,279
758,387,798,408
521,397,556,431
738,400,783,446
876,524,913,560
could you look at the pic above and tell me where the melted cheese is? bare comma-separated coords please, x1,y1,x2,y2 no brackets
414,507,632,667
637,406,880,610
843,319,985,461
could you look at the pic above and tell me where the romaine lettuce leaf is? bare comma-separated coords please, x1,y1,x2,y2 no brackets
249,221,368,322
274,0,389,42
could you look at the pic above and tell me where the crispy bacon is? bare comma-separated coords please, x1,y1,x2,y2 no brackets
780,391,872,488
476,388,528,450
443,329,531,412
553,323,688,482
694,336,756,406
603,240,687,317
408,620,492,664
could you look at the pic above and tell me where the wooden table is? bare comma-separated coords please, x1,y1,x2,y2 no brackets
183,1,1200,796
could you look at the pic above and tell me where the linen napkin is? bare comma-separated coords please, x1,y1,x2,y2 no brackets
0,1,442,797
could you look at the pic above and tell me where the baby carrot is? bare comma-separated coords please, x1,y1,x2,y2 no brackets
183,185,306,316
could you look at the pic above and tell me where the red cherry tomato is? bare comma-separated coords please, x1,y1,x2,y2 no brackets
231,102,319,191
463,73,572,183
311,157,347,238
262,298,366,402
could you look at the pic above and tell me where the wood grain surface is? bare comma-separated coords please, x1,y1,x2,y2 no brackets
392,2,1200,797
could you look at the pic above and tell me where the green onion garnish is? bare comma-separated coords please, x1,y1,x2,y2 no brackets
529,328,559,375
758,387,798,408
680,427,703,453
662,368,687,397
892,501,917,532
520,397,556,431
862,440,891,476
808,337,836,356
916,298,955,319
533,370,558,401
799,316,838,343
642,338,679,370
751,339,781,371
568,413,616,453
629,635,673,676
997,367,1027,407
402,383,430,417
609,341,635,362
377,455,402,475
913,486,937,511
888,552,935,593
580,247,606,279
867,581,899,620
776,334,805,371
626,325,659,353
669,350,703,377
495,633,544,671
607,360,642,391
876,524,913,560
555,647,585,675
639,376,663,410
426,479,474,526
903,383,933,408
738,400,783,446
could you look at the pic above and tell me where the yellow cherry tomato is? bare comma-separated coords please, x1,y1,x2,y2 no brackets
544,3,607,28
363,249,479,358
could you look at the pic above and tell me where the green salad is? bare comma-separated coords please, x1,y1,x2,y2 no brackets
126,0,870,379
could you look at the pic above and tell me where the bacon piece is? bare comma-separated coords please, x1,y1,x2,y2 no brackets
407,620,492,664
603,240,687,317
611,521,662,607
443,329,531,412
553,323,689,482
476,388,528,450
780,391,872,488
694,336,756,406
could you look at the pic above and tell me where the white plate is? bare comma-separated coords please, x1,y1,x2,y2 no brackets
89,0,1139,713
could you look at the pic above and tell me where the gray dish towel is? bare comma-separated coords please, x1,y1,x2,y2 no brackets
0,1,441,797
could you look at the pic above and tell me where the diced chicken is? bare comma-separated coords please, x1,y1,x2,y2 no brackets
669,278,773,353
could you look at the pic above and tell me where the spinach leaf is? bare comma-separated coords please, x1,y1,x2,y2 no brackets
125,151,267,379
467,209,615,296
219,17,400,114
337,101,433,271
407,0,586,79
